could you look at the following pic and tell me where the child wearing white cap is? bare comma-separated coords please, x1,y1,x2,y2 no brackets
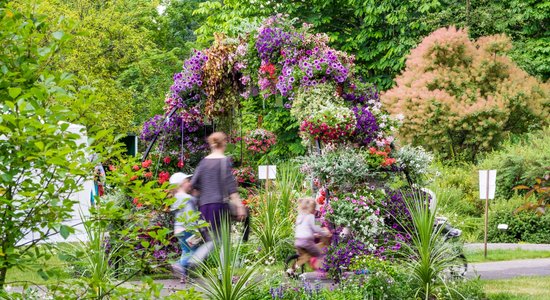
169,172,199,283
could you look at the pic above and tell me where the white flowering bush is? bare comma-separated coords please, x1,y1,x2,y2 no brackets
325,193,385,243
299,148,371,192
396,145,434,185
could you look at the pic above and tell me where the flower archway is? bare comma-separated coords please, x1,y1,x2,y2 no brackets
140,15,398,175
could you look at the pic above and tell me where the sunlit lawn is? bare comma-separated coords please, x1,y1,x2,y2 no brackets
466,249,550,263
484,276,550,300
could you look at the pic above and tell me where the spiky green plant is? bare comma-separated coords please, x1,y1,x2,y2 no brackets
276,162,304,218
398,190,461,299
253,191,291,256
194,215,261,300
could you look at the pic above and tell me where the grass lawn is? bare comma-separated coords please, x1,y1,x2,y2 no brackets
484,276,550,300
466,248,550,263
4,254,70,286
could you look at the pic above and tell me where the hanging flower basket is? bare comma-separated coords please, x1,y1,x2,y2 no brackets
244,129,277,154
300,106,356,144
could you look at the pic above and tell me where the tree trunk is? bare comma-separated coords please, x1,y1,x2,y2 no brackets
0,266,7,291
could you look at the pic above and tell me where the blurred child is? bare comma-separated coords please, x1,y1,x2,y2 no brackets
293,197,329,270
169,172,200,283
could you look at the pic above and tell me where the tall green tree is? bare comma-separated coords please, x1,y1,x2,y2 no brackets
28,0,200,132
194,0,442,89
0,1,117,290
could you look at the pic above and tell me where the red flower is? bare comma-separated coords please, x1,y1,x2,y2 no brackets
177,160,185,168
108,165,116,171
133,197,139,205
132,165,140,171
381,157,396,167
158,171,170,184
142,160,152,168
144,172,153,179
130,175,138,181
369,147,377,154
163,156,171,164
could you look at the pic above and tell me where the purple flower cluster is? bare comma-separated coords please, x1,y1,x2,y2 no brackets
380,190,412,234
322,238,370,278
276,48,351,97
353,105,379,146
256,26,293,63
167,50,208,109
140,107,205,142
342,83,380,106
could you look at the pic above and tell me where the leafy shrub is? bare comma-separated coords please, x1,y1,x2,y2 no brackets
382,27,550,161
479,127,550,199
430,163,483,217
489,203,550,243
439,278,486,300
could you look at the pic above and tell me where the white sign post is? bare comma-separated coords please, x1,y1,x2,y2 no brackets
479,170,497,258
258,165,276,191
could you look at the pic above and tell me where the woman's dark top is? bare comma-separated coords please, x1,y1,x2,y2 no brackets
191,157,238,207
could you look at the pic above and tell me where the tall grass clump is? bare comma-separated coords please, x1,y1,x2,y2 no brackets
276,162,304,218
253,191,291,257
399,190,463,299
194,215,261,300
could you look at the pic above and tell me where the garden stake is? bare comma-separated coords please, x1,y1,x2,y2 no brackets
484,170,489,259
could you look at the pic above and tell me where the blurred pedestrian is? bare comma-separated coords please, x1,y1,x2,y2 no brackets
187,132,247,265
169,172,200,283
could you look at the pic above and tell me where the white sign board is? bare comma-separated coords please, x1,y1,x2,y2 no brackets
479,170,497,200
258,165,276,179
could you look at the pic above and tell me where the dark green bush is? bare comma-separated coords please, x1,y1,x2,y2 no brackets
489,209,550,243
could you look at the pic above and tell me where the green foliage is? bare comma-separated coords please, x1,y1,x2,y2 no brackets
479,128,550,199
252,191,292,258
399,191,462,299
0,2,119,289
29,0,195,133
275,163,304,219
194,216,262,300
489,197,550,244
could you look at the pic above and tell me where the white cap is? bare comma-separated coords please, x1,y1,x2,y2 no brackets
169,172,192,185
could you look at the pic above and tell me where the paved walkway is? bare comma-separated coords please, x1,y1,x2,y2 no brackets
468,258,550,280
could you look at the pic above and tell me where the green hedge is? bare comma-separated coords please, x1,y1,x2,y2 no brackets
480,127,550,199
489,209,550,243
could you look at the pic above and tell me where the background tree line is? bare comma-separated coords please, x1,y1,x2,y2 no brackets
10,0,547,135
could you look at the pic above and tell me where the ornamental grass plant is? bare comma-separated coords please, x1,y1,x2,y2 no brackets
398,190,463,299
193,215,261,300
253,191,292,258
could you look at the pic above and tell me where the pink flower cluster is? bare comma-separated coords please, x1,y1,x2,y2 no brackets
232,167,257,185
244,129,277,154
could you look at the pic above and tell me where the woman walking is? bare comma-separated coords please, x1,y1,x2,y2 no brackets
190,132,247,234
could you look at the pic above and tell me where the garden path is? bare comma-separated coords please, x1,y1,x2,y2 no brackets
467,258,550,280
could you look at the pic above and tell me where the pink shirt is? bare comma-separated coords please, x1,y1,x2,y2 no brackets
295,213,323,239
